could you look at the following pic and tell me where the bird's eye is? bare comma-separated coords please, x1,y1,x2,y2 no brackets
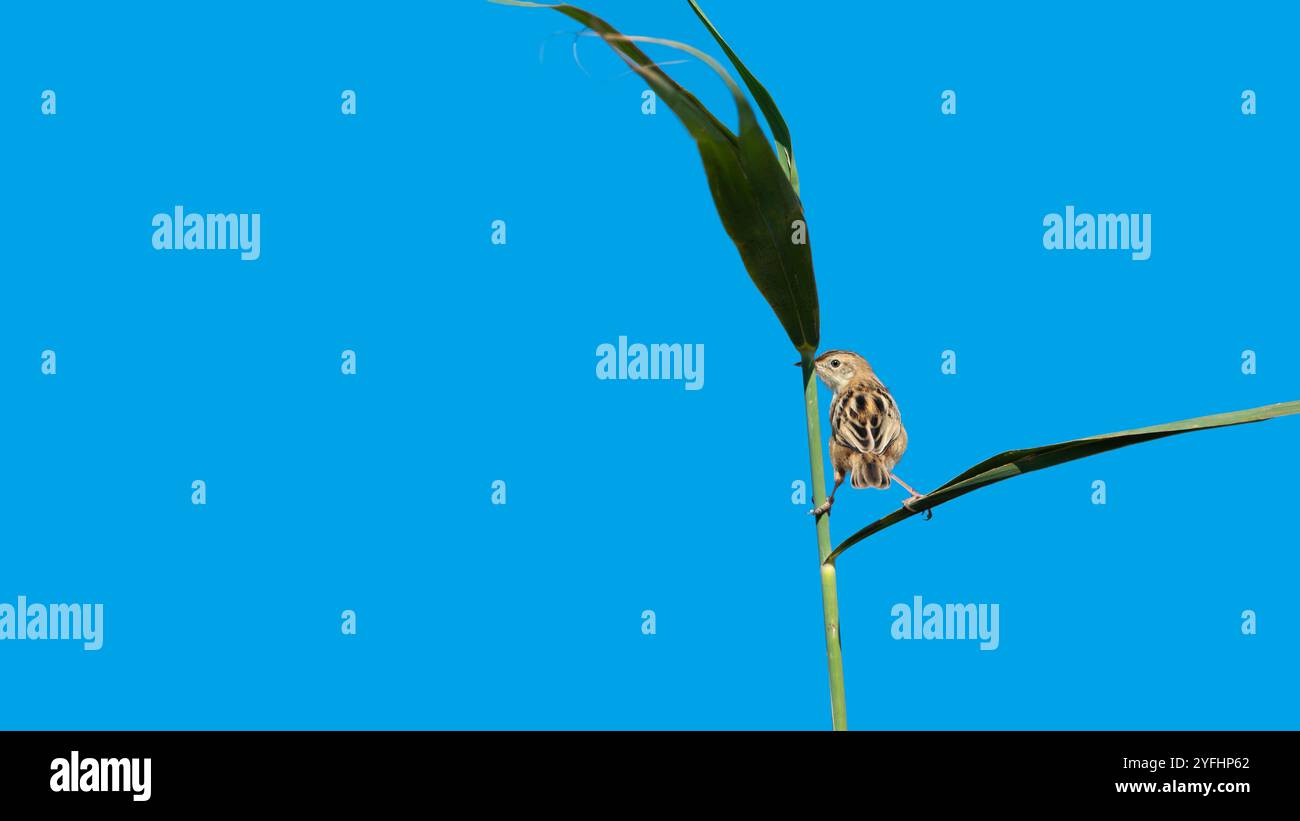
830,359,840,368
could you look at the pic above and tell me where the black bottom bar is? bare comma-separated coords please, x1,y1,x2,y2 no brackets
1,730,1285,808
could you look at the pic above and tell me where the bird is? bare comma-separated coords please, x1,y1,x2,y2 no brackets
806,350,923,518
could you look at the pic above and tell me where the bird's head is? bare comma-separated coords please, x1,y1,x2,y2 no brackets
813,350,872,391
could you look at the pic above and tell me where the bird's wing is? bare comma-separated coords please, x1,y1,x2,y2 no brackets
831,381,903,456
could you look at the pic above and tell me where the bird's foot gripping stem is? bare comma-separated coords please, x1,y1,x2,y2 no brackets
902,495,932,520
809,496,835,517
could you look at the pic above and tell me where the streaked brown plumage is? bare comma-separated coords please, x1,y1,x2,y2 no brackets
808,350,922,517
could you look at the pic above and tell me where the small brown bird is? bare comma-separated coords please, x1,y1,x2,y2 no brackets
807,350,923,517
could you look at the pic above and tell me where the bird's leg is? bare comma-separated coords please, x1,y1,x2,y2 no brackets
891,473,923,500
809,475,843,517
891,473,931,519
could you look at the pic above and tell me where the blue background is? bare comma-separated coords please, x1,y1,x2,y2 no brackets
2,0,1296,729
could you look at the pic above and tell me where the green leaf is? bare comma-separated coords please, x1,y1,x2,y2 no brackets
826,400,1300,564
685,0,799,193
492,0,819,353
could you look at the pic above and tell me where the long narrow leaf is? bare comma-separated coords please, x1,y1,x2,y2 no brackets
826,400,1300,564
685,0,799,193
493,0,819,353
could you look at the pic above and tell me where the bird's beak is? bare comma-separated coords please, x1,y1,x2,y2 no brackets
793,360,804,367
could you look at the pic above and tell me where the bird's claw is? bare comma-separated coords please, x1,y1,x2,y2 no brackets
902,495,932,520
809,498,834,517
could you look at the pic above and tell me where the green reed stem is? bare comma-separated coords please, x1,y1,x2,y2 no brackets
801,355,847,730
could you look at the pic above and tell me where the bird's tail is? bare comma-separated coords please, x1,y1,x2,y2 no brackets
850,456,891,489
